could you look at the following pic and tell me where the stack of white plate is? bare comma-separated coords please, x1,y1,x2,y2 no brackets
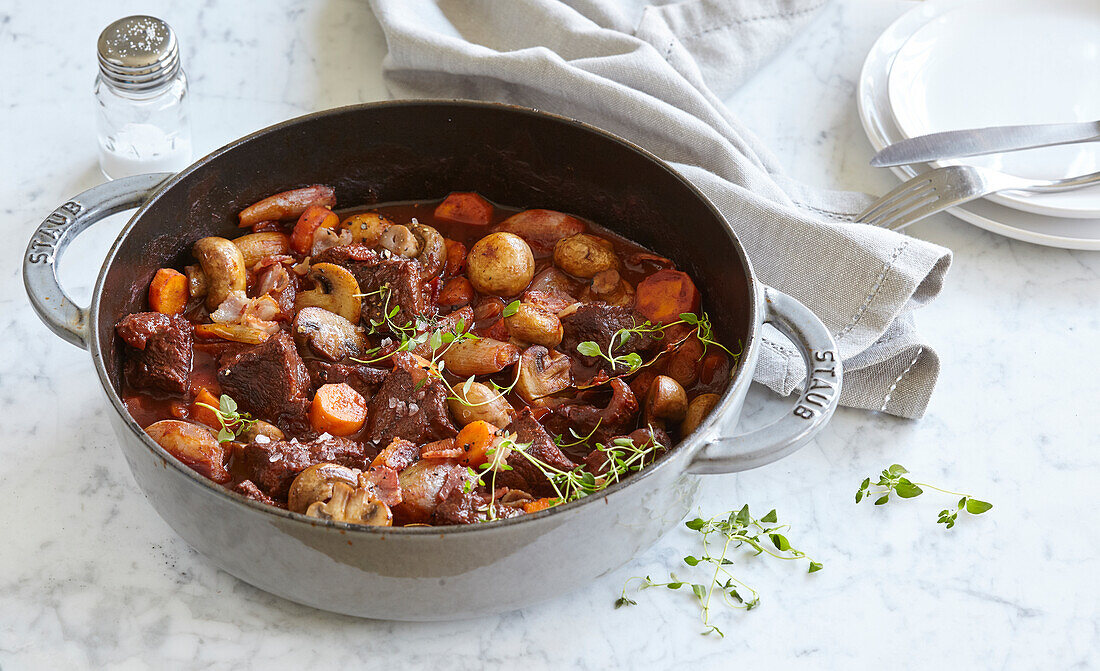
858,0,1100,249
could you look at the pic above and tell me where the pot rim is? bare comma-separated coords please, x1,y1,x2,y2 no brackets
88,99,762,536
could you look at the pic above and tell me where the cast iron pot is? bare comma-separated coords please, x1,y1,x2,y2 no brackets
24,101,842,620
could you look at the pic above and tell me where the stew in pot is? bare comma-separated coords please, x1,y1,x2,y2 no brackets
116,187,737,526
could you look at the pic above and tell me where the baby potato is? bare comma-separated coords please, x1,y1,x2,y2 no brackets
553,233,618,279
467,232,535,297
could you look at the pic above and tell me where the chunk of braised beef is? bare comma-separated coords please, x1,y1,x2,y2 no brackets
430,465,525,525
235,479,278,506
217,332,312,436
560,303,658,371
306,360,388,399
231,436,373,501
116,312,193,395
497,409,577,497
312,244,435,329
365,352,458,446
543,378,639,447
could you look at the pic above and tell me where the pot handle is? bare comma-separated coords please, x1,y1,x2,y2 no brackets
23,173,174,350
688,286,842,474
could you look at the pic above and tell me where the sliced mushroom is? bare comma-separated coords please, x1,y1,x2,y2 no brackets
681,393,720,436
644,375,688,427
292,306,369,361
192,237,247,310
379,224,420,258
409,222,446,278
295,262,362,324
515,346,572,403
306,482,392,526
448,380,515,427
288,462,360,514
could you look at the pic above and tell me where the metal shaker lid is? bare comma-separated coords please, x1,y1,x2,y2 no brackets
97,16,180,92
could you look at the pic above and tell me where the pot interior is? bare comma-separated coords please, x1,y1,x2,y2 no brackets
95,102,753,399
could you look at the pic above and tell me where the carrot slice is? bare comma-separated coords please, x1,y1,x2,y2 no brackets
443,238,467,275
434,192,493,226
148,268,188,315
309,383,367,436
454,420,499,467
523,497,555,514
190,388,222,429
635,269,701,325
290,205,339,254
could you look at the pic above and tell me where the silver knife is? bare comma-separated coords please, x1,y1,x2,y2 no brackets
871,119,1100,167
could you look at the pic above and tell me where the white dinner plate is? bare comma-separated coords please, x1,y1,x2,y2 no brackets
858,0,1100,250
887,0,1100,218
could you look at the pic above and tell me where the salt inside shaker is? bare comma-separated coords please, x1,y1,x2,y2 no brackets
95,16,192,180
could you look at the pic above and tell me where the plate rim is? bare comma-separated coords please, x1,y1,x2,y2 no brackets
884,0,1100,219
857,0,1100,250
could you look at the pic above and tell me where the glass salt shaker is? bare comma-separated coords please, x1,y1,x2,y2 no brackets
95,16,192,180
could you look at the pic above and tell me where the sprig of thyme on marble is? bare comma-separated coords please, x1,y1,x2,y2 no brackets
856,464,992,529
616,506,821,637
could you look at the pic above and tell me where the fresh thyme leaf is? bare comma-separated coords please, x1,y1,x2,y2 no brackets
894,481,923,498
614,596,636,609
620,506,821,636
965,498,993,514
196,394,255,444
577,341,602,357
857,464,992,528
503,300,520,318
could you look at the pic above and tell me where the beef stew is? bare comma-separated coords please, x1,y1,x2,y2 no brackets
117,187,736,527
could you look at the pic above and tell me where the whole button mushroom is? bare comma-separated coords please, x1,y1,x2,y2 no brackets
466,232,535,297
644,375,689,428
553,233,618,279
680,393,720,436
192,237,247,310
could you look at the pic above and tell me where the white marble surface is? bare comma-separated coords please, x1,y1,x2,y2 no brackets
2,0,1098,668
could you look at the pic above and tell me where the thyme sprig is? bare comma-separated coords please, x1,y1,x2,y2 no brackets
195,394,256,443
462,432,527,521
575,311,738,377
514,432,664,505
617,506,821,637
856,464,993,529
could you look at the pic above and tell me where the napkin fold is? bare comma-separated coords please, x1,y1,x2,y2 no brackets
367,0,952,418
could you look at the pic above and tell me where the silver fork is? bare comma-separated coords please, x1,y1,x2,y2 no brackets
855,165,1100,230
